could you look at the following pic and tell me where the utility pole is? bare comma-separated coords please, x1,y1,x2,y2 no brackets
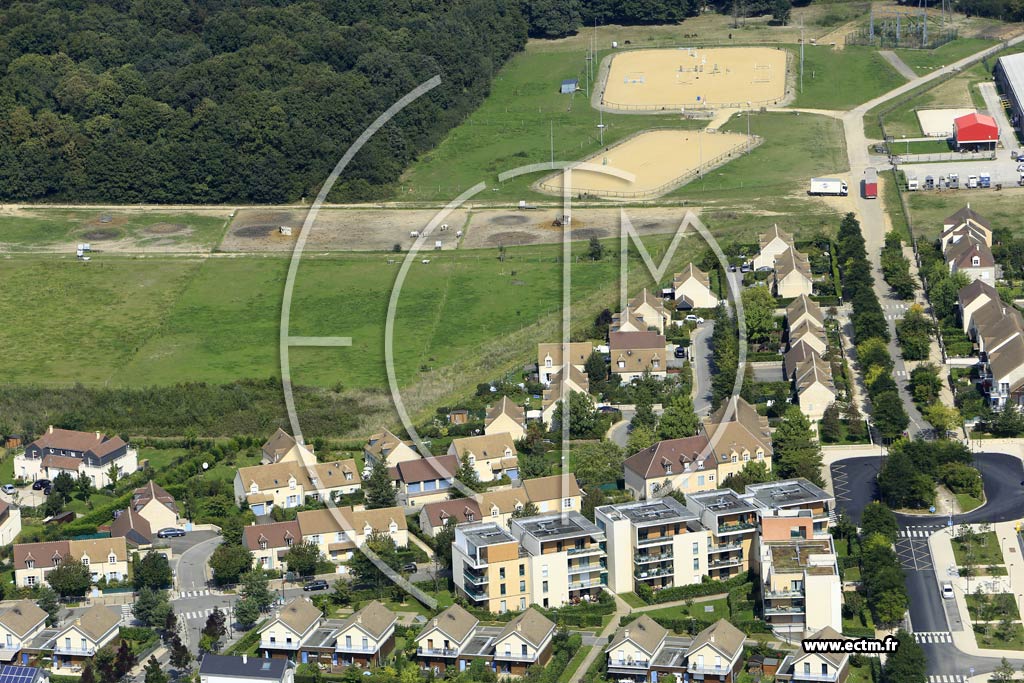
550,121,554,167
800,20,805,94
598,109,604,146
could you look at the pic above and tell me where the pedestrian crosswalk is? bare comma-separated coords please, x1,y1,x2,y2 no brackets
120,604,131,623
181,607,216,622
927,676,965,683
914,631,952,644
899,525,943,538
178,589,211,598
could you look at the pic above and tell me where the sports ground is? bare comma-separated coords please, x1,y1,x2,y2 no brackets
537,129,751,199
601,47,789,111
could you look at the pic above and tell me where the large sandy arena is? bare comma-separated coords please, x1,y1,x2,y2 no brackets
537,129,750,199
916,108,976,137
601,47,789,111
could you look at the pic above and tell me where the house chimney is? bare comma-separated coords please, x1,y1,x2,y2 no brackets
624,629,630,640
433,618,439,628
48,426,53,434
242,654,247,665
516,621,521,632
710,632,716,644
357,614,362,624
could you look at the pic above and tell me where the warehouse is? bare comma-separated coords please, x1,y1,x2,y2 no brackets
953,112,999,151
995,53,1024,139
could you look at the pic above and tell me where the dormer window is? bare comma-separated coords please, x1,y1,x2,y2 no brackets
363,523,373,536
108,554,116,564
285,537,294,547
344,471,352,481
389,521,398,533
25,560,33,569
545,357,552,368
973,257,981,267
250,483,259,494
82,558,89,566
617,360,625,369
514,503,524,512
467,454,476,466
665,464,672,474
288,477,296,490
652,359,660,369
697,460,704,470
259,539,268,550
491,506,499,517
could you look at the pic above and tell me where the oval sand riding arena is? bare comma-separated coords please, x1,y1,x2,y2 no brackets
601,47,789,111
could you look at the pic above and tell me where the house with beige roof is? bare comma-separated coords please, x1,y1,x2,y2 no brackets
447,434,519,483
774,626,849,683
244,521,302,571
958,278,1000,333
786,295,824,332
537,342,593,386
493,608,557,676
259,597,323,660
941,205,993,249
611,289,670,334
0,502,22,547
788,319,826,355
415,604,480,675
521,474,581,514
541,366,592,426
484,397,526,441
14,538,129,589
700,396,773,481
329,600,396,669
15,426,138,488
50,604,120,674
0,600,47,666
773,247,813,298
946,235,996,283
296,506,407,565
609,331,667,383
754,224,795,270
261,428,315,466
476,488,531,528
605,616,668,677
794,355,836,421
622,435,717,500
130,480,178,532
233,459,361,516
959,285,1024,409
783,340,819,381
672,263,718,310
363,429,420,468
685,619,747,682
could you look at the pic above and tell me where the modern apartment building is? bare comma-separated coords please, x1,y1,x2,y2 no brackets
596,497,709,595
754,537,842,636
685,489,759,580
745,478,835,538
452,523,532,614
509,512,607,609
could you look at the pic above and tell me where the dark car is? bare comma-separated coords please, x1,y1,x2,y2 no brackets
303,579,329,592
42,486,52,496
32,479,50,491
674,346,687,359
402,563,418,573
157,527,186,539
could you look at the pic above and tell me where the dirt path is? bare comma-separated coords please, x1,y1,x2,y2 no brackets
879,50,918,80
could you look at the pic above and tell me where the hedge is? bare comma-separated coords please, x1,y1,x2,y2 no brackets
646,572,750,604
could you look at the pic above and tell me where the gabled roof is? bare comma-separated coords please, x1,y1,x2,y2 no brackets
774,246,812,280
59,605,120,642
521,474,581,503
396,455,458,485
450,434,517,462
954,112,999,142
609,331,666,351
673,263,710,289
273,598,321,634
110,507,153,547
296,506,407,537
537,342,594,369
28,427,127,458
783,341,819,380
478,488,529,515
40,455,83,471
623,435,713,479
132,480,177,513
786,295,824,329
796,355,835,393
312,459,361,488
944,205,991,231
338,600,396,640
486,397,525,426
542,366,591,407
421,499,482,528
704,397,773,457
199,655,287,680
495,608,555,648
988,333,1024,390
958,278,999,310
686,618,746,660
262,428,299,461
759,224,794,249
421,604,478,644
243,521,301,551
13,541,68,571
0,601,47,638
789,319,827,348
364,429,415,462
794,626,847,667
946,235,994,269
606,615,667,656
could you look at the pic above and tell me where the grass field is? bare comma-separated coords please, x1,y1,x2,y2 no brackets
790,45,906,110
907,187,1024,237
953,531,1004,567
558,646,593,683
894,38,999,75
956,492,984,512
0,209,230,251
966,592,1021,621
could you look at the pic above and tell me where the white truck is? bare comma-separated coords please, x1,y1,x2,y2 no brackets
809,178,848,196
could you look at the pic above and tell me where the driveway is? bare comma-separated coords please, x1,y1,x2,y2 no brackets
690,321,714,417
174,533,222,593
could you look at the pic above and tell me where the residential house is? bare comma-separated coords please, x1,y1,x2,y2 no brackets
783,341,819,382
476,489,531,529
685,489,759,580
491,608,556,677
754,536,842,636
199,655,294,683
775,627,849,683
794,355,836,421
700,396,773,481
418,499,482,538
684,619,747,683
259,598,323,660
672,263,719,310
605,616,669,681
746,478,835,539
363,430,420,468
537,342,593,386
14,538,129,589
261,429,315,466
597,497,710,595
14,427,138,488
50,605,120,674
520,475,581,515
941,205,993,250
773,247,813,298
612,289,670,334
109,507,153,548
510,512,607,609
328,600,396,669
958,278,1000,334
447,434,518,483
415,604,481,675
0,601,47,666
0,502,22,546
786,295,824,333
609,331,668,383
233,460,361,516
754,225,795,271
622,435,717,500
946,235,996,283
484,397,526,441
244,521,301,571
295,506,407,565
130,481,178,532
788,319,827,356
541,366,592,427
393,455,458,509
962,291,1024,409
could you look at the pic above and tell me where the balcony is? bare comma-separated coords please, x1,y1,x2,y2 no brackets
336,644,381,654
460,553,488,569
635,567,673,580
717,521,756,535
463,585,488,601
636,535,673,547
707,542,742,554
787,672,839,682
261,640,299,650
709,556,743,568
463,570,488,586
569,577,605,590
634,551,673,564
764,589,803,599
417,647,459,658
689,664,732,675
567,546,602,557
53,645,96,656
764,605,805,615
607,659,651,670
568,561,606,575
493,652,539,662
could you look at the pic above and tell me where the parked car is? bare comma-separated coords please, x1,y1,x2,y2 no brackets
42,486,52,496
303,579,329,592
1,485,15,495
729,264,737,272
740,264,751,273
684,315,704,324
157,527,186,539
674,346,687,359
941,582,954,599
32,479,50,491
402,563,418,573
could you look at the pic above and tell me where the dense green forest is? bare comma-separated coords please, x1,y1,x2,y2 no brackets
0,0,528,203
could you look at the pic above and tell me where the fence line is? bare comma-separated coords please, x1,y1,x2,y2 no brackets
894,150,995,163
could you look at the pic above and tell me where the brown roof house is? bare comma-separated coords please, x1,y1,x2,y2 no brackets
537,342,593,386
447,434,518,483
611,289,670,334
415,604,481,675
958,278,1000,334
610,331,667,383
541,365,593,427
261,428,316,466
701,396,773,481
393,455,458,509
672,263,719,310
296,505,408,566
363,429,420,468
786,295,824,332
484,397,526,441
244,521,302,572
50,605,121,675
946,235,996,283
130,481,178,532
109,507,153,548
754,224,795,270
773,247,813,299
941,205,993,250
418,499,483,538
15,427,138,489
14,538,128,589
623,435,716,500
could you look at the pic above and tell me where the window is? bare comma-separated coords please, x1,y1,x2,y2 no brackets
345,635,351,648
519,564,525,576
82,558,89,566
652,359,660,369
743,453,750,462
25,576,35,586
499,600,507,613
289,478,296,490
500,584,506,595
504,644,511,657
617,360,625,369
491,507,499,517
259,539,268,550
310,535,321,545
499,568,506,580
467,455,476,466
542,581,549,593
25,561,33,570
665,464,672,474
692,542,699,554
541,565,549,578
821,663,828,675
697,475,705,486
803,663,811,675
693,558,699,570
286,537,294,547
519,580,526,592
519,597,526,610
563,498,572,509
545,357,552,368
64,638,71,650
286,637,293,645
521,644,528,656
362,637,368,650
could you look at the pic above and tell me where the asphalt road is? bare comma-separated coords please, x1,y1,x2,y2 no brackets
690,321,714,417
174,533,222,593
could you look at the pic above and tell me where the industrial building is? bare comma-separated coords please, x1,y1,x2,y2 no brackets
953,112,999,151
995,53,1024,139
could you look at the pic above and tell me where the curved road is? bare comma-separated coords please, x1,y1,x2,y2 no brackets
831,452,1024,677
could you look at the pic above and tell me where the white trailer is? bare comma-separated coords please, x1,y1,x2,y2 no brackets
809,178,848,196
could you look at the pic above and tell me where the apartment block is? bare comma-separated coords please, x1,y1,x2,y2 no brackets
746,478,835,538
754,537,842,637
595,497,709,595
685,489,759,580
452,523,532,614
510,512,607,609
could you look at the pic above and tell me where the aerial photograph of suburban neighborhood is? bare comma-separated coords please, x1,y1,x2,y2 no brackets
8,1,1024,682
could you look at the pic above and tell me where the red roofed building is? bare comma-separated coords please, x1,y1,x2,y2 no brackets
954,113,999,150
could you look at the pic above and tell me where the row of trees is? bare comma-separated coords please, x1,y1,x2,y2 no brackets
880,231,917,299
837,213,890,345
878,439,976,509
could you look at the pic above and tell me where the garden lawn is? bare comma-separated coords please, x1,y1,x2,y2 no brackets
966,592,1021,622
956,493,984,513
974,623,1024,650
642,597,730,622
893,39,998,76
952,531,1004,568
790,45,907,109
557,646,593,683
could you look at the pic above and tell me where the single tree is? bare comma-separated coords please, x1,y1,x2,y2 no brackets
626,424,657,455
240,569,275,611
202,607,227,651
47,556,92,598
572,441,624,490
991,657,1015,682
36,586,60,626
169,634,192,672
75,471,94,499
364,459,398,509
235,596,261,630
588,236,604,261
283,541,322,578
133,587,173,627
162,609,179,642
106,463,121,488
550,391,600,439
454,452,483,493
820,403,842,443
658,392,698,439
630,400,657,431
134,551,173,590
881,630,926,683
208,543,253,586
844,401,866,440
144,656,168,683
772,406,825,486
348,531,402,597
114,638,137,679
433,519,456,571
860,502,899,544
80,662,97,683
52,471,75,503
873,392,910,441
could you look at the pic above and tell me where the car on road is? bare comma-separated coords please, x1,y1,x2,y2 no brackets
674,346,686,359
32,479,50,491
157,527,186,538
303,579,329,592
941,582,954,599
42,486,51,496
402,563,418,573
684,315,704,324
729,265,737,272
740,264,751,273
1,485,15,495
